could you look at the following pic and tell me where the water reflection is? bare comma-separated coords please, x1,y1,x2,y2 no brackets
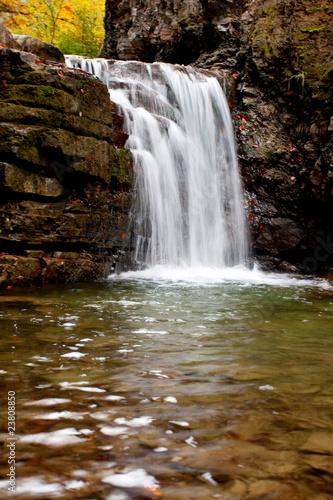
1,276,333,499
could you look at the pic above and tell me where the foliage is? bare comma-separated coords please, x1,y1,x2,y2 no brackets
41,85,55,96
288,71,307,94
300,26,324,34
0,0,104,57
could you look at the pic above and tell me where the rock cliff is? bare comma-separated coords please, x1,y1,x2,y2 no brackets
101,0,333,273
0,41,133,287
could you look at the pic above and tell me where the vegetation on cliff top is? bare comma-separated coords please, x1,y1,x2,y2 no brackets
0,0,104,56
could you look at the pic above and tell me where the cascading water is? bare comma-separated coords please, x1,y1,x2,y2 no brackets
66,57,248,269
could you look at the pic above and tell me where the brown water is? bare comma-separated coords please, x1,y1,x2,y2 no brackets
1,271,333,499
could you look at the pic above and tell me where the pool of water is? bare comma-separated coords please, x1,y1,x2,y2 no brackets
1,268,333,499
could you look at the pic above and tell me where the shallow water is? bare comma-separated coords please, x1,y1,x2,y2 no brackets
1,269,333,499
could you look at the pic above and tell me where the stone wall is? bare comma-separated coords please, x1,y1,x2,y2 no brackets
101,0,333,273
0,43,133,287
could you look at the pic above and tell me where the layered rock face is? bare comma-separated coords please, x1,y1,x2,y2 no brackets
101,0,333,273
100,0,240,63
0,44,133,287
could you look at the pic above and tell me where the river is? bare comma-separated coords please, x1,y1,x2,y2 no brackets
1,268,333,499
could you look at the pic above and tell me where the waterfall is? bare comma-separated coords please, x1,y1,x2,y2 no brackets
66,57,248,269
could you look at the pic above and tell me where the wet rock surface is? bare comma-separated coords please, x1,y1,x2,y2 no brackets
0,46,133,287
101,0,333,273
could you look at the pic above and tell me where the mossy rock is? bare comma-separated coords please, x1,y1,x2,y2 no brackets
0,102,113,141
113,148,133,188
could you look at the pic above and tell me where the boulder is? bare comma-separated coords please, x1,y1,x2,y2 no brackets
0,22,20,50
12,34,65,62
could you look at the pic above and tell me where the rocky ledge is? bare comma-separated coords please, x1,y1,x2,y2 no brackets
0,43,133,288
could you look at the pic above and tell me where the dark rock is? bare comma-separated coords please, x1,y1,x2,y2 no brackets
12,34,65,63
100,0,333,273
256,255,281,272
0,46,133,287
100,0,226,64
255,218,305,254
278,261,299,273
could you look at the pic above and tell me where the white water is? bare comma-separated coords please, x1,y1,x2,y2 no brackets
66,57,248,269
